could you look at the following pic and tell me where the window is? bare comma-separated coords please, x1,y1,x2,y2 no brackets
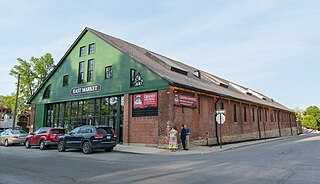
244,106,247,122
43,84,51,99
87,59,94,82
252,107,255,122
265,110,268,122
220,102,224,110
89,43,95,55
271,111,274,122
233,104,237,122
78,61,84,83
105,66,112,79
80,46,86,57
63,75,69,86
130,68,143,87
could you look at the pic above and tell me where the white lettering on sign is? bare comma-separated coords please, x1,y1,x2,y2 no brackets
70,84,101,95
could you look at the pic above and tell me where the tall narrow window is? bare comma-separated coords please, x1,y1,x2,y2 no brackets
271,111,274,122
105,66,112,79
80,46,86,57
89,43,95,55
43,84,51,99
233,104,237,122
87,59,94,82
244,106,247,122
252,107,255,122
220,102,224,110
265,110,268,122
63,75,69,87
130,68,143,87
78,61,84,83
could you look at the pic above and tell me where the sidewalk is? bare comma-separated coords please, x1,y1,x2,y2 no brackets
113,135,301,155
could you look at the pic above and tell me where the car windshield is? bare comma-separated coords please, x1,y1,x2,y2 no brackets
96,128,109,135
12,130,27,134
50,129,65,134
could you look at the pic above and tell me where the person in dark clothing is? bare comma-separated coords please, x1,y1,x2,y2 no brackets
180,124,187,150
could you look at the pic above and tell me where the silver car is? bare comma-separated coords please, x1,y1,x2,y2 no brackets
0,129,28,147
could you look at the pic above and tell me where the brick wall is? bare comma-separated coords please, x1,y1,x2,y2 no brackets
123,87,297,147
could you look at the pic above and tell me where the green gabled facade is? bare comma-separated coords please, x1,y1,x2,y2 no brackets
29,28,169,131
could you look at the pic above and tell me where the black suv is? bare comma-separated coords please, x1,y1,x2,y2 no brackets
57,126,117,154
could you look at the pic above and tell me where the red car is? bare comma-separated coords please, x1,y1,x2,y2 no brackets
25,127,65,150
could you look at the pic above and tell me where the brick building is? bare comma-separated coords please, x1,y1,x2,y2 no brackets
27,27,297,147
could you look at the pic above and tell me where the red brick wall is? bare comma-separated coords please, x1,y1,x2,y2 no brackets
123,87,297,147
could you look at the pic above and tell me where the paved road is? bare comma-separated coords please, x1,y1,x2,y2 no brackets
0,134,319,184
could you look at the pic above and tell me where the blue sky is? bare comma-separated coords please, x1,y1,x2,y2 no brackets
0,0,319,109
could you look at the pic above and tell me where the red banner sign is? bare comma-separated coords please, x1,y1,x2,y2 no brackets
133,92,158,108
174,94,198,108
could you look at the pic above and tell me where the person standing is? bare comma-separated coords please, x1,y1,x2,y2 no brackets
168,126,178,152
180,124,187,150
184,124,190,150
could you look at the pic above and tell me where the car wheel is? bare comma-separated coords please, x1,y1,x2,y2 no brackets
39,140,46,150
58,141,66,152
105,147,114,152
82,142,92,154
25,140,31,149
4,139,9,147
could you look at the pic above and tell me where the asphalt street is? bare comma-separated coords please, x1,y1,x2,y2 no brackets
0,133,319,184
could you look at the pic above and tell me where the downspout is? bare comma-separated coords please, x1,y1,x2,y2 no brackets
214,97,221,145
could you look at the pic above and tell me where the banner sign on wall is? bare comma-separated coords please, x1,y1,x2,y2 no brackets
174,94,198,108
133,92,158,109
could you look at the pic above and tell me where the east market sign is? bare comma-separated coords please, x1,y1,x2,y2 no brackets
70,84,101,95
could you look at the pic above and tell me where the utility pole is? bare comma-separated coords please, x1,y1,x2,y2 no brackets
12,74,20,129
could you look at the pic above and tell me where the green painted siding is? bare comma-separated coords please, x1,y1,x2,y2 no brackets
31,31,169,105
34,104,45,131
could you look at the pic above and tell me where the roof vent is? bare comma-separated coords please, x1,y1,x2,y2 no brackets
262,97,267,100
170,67,188,75
246,92,252,96
194,70,201,78
219,83,229,88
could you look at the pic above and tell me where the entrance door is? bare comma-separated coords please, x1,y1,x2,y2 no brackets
101,96,124,143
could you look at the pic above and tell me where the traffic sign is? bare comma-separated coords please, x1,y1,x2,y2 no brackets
216,114,225,124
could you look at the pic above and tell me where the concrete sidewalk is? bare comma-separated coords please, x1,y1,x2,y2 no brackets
113,135,304,155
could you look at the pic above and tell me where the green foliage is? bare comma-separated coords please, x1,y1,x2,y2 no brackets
9,53,55,109
304,106,320,117
293,107,303,122
0,94,16,110
302,115,318,130
302,106,320,129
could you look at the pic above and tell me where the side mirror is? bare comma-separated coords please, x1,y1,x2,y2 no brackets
29,132,35,135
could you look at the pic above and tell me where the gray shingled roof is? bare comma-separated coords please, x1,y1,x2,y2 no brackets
88,28,291,111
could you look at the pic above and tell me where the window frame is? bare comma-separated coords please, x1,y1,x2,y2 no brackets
105,66,113,79
87,59,94,82
244,106,247,122
233,104,237,122
78,61,85,84
130,68,144,87
79,46,86,57
63,75,69,87
88,43,95,55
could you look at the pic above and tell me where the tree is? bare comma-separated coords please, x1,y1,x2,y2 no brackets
293,107,303,122
9,53,55,110
302,115,318,130
0,94,16,111
303,106,320,129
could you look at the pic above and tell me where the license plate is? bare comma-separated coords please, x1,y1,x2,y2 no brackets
106,136,111,139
